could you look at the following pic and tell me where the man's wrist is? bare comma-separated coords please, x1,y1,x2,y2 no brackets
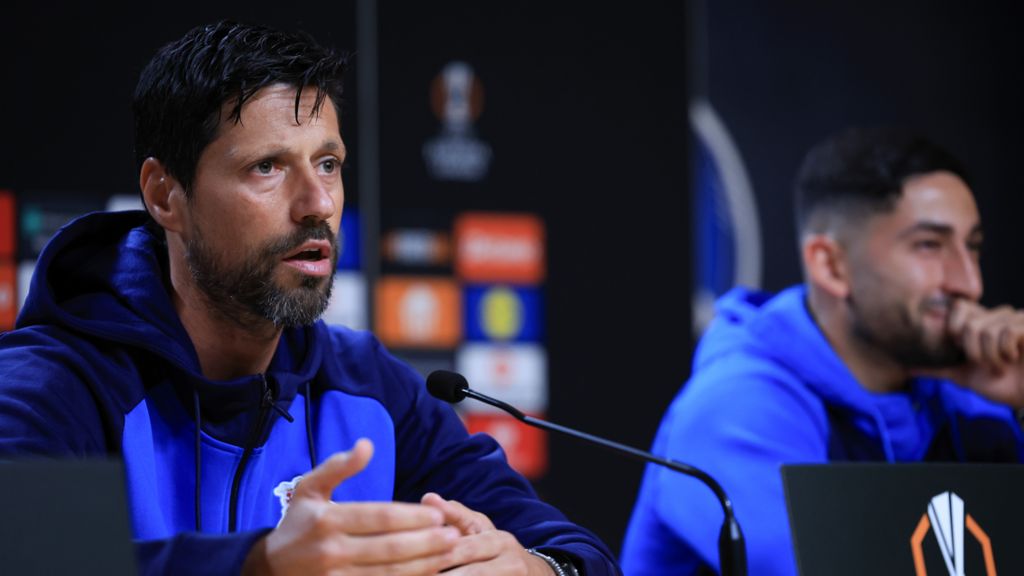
526,548,580,576
240,536,271,576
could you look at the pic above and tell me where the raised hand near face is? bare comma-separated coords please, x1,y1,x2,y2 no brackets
941,300,1024,408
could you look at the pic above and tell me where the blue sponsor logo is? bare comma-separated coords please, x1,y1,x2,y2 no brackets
463,284,542,342
338,210,361,271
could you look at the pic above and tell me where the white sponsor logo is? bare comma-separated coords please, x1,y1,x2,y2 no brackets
273,475,304,527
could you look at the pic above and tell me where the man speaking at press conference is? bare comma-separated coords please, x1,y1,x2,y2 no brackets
0,19,620,576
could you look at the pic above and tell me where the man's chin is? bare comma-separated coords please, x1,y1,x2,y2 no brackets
907,343,967,370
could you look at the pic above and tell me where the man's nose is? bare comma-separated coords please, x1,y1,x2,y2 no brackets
291,167,340,223
944,246,983,301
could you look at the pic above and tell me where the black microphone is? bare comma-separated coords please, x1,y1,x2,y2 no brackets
426,369,747,576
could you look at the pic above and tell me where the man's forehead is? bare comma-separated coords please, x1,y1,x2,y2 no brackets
873,171,980,236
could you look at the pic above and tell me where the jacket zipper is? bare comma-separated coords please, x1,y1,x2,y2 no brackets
228,374,274,533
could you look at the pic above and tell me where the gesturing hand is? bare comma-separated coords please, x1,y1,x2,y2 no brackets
244,439,460,576
421,492,557,576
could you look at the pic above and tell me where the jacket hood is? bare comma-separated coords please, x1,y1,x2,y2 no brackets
16,210,324,412
697,285,911,421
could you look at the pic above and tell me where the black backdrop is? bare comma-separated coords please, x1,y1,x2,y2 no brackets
700,1,1024,309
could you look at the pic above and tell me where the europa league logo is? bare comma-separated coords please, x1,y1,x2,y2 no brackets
422,61,493,182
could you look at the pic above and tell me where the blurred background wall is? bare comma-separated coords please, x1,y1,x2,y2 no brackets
1,0,1022,558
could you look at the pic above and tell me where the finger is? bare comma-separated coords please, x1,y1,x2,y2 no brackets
340,526,460,565
346,548,458,576
438,530,523,573
966,307,1016,368
997,312,1024,363
294,438,374,500
947,299,981,340
421,493,495,535
320,501,446,535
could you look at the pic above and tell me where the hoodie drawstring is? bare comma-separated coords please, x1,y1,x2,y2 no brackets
192,380,317,533
305,381,318,469
193,388,202,532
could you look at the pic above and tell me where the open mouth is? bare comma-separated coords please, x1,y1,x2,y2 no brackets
281,240,333,277
283,241,330,262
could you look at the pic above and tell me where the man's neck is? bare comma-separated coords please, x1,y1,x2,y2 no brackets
170,270,282,382
806,292,909,394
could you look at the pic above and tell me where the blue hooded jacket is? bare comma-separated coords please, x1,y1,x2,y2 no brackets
0,210,619,575
620,285,1023,576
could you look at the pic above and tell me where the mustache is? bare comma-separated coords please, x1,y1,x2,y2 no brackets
921,295,955,316
263,221,337,258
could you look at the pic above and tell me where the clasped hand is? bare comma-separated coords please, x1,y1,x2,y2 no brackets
242,438,556,575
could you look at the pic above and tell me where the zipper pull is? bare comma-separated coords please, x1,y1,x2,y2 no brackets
261,378,295,423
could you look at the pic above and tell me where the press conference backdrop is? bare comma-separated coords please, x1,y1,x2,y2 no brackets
4,0,1023,560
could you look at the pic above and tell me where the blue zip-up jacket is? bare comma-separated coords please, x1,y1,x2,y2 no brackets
620,285,1023,576
0,210,619,575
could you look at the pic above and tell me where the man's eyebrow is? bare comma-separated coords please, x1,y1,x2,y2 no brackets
227,140,346,161
896,221,983,239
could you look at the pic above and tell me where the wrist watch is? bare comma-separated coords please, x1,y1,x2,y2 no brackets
526,548,580,576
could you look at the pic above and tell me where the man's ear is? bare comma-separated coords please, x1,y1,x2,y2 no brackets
801,233,850,299
139,157,186,233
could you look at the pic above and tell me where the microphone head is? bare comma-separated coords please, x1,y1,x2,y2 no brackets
426,370,469,403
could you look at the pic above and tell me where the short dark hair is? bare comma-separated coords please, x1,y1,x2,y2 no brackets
794,125,969,236
132,20,349,197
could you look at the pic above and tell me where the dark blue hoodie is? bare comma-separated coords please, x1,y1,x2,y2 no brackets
620,285,1023,576
0,210,619,575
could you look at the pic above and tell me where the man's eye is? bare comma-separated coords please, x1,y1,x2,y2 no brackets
913,239,942,251
321,158,343,174
256,160,274,174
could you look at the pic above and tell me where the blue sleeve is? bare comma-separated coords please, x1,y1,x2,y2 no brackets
374,342,621,576
622,367,829,576
0,329,111,455
0,330,269,576
136,530,270,576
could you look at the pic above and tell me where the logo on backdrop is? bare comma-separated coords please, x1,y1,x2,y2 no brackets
910,491,996,576
690,98,761,336
423,61,493,182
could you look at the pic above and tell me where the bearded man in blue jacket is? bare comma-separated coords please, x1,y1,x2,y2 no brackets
0,20,618,576
621,125,1024,575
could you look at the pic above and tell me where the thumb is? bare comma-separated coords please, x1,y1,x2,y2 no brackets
293,438,374,501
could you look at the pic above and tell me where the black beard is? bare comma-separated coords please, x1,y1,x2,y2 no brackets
849,293,966,369
185,221,338,329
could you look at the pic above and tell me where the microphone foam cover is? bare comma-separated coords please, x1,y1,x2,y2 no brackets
426,370,469,403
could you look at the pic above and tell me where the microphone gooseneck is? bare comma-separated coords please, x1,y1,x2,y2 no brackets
425,369,747,576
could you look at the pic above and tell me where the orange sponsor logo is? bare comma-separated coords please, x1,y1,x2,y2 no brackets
375,276,461,348
454,212,545,284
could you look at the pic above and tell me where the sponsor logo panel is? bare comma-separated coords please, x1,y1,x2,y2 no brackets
376,276,462,348
455,343,546,414
464,284,542,342
0,190,15,259
464,412,547,479
454,212,545,284
338,210,361,271
322,272,367,330
0,261,15,330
